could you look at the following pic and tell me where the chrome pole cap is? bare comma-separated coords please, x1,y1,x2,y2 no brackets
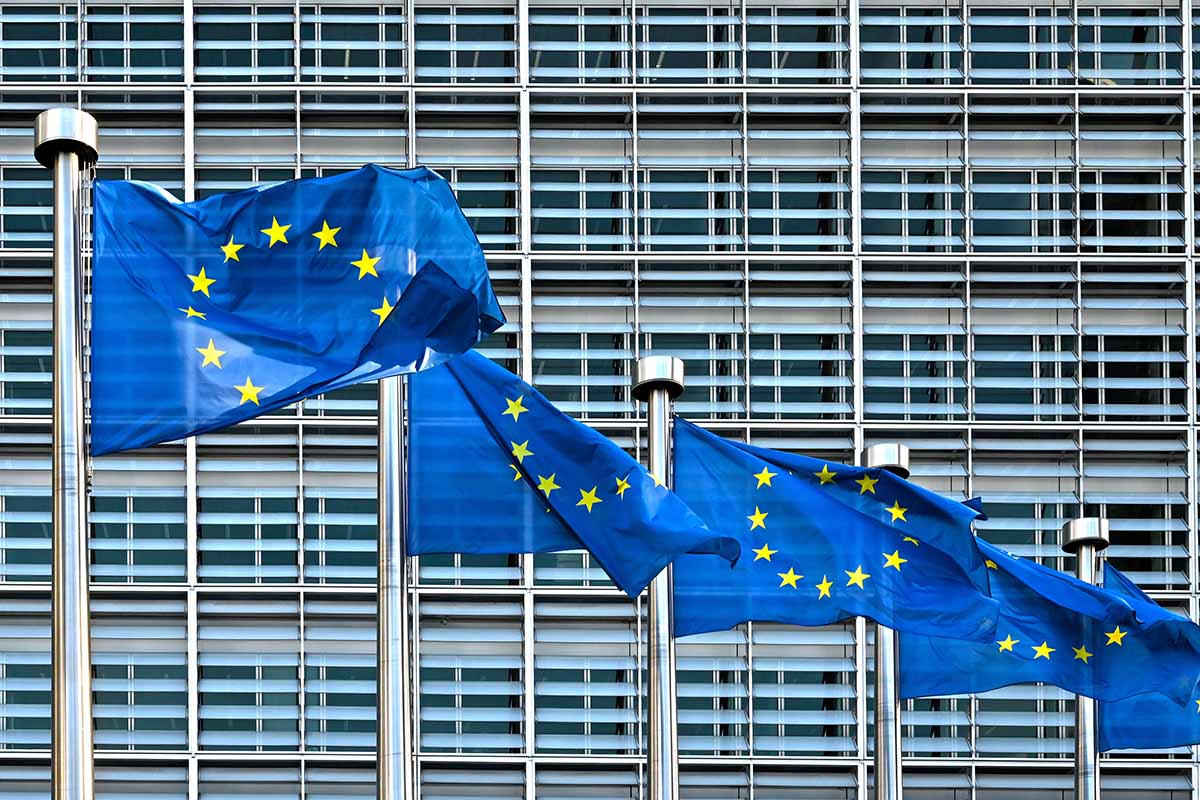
633,356,685,401
34,107,99,169
1061,517,1110,553
863,442,910,479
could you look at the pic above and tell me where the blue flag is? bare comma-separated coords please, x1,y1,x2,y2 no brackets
407,351,742,598
1098,563,1200,751
901,542,1151,702
671,420,999,640
92,164,503,455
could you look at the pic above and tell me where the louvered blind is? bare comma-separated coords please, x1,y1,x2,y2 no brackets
535,599,639,754
91,597,187,751
304,597,376,750
197,598,301,750
420,599,525,753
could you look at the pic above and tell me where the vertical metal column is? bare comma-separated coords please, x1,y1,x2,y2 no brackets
377,375,413,800
864,443,910,800
34,107,99,800
633,356,685,800
1061,517,1110,800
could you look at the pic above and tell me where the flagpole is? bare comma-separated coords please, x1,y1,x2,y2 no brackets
34,107,99,800
377,374,413,800
633,356,684,800
864,443,910,800
1061,517,1109,800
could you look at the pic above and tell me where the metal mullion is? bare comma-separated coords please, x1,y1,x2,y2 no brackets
293,0,303,84
522,587,535,757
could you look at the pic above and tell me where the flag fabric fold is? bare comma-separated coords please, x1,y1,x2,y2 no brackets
901,541,1154,702
407,351,742,598
671,419,999,640
92,164,503,455
1098,563,1200,751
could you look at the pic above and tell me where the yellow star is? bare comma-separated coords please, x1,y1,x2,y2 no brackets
649,471,665,488
178,306,206,319
885,501,907,523
985,559,998,569
1195,699,1200,714
195,338,226,369
1073,645,1093,664
503,396,528,422
510,440,533,464
260,216,291,247
813,464,836,484
816,575,833,599
234,376,263,406
845,565,870,589
754,466,777,488
752,543,777,562
371,296,394,326
883,550,907,571
1104,626,1127,646
312,219,341,250
748,506,768,530
855,474,878,494
509,464,522,482
537,474,560,498
351,249,381,280
902,536,920,546
577,486,602,512
615,475,631,498
996,634,1019,653
187,266,216,297
1033,641,1055,660
777,567,802,588
220,235,244,263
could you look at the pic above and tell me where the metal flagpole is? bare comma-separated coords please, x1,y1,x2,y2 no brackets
864,443,910,800
633,356,684,800
34,107,99,800
377,374,413,800
1061,517,1109,800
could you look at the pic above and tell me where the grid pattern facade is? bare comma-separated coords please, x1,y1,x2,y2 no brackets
0,0,1196,796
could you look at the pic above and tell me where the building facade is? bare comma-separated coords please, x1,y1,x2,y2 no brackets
0,0,1194,796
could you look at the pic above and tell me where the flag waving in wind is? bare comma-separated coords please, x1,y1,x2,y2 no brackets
1098,563,1200,751
408,351,742,597
671,420,999,640
901,541,1155,702
91,164,503,455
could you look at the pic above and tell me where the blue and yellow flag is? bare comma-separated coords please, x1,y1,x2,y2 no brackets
900,541,1158,702
407,351,742,598
671,420,999,640
1098,563,1200,751
92,164,503,455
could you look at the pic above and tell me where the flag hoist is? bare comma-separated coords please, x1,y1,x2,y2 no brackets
633,356,685,800
35,107,99,800
1061,517,1110,800
864,443,910,800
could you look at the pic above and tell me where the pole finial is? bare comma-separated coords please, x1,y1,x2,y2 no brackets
34,108,99,170
864,442,911,479
1061,517,1110,554
633,355,685,402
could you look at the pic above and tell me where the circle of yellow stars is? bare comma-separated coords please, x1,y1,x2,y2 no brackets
747,460,919,601
498,393,663,516
992,621,1130,668
179,215,393,408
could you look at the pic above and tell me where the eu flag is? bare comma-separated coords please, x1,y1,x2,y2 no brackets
407,351,742,598
92,164,503,455
671,420,999,640
901,542,1153,702
1098,563,1200,751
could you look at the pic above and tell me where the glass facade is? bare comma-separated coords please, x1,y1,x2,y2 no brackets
0,0,1196,796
